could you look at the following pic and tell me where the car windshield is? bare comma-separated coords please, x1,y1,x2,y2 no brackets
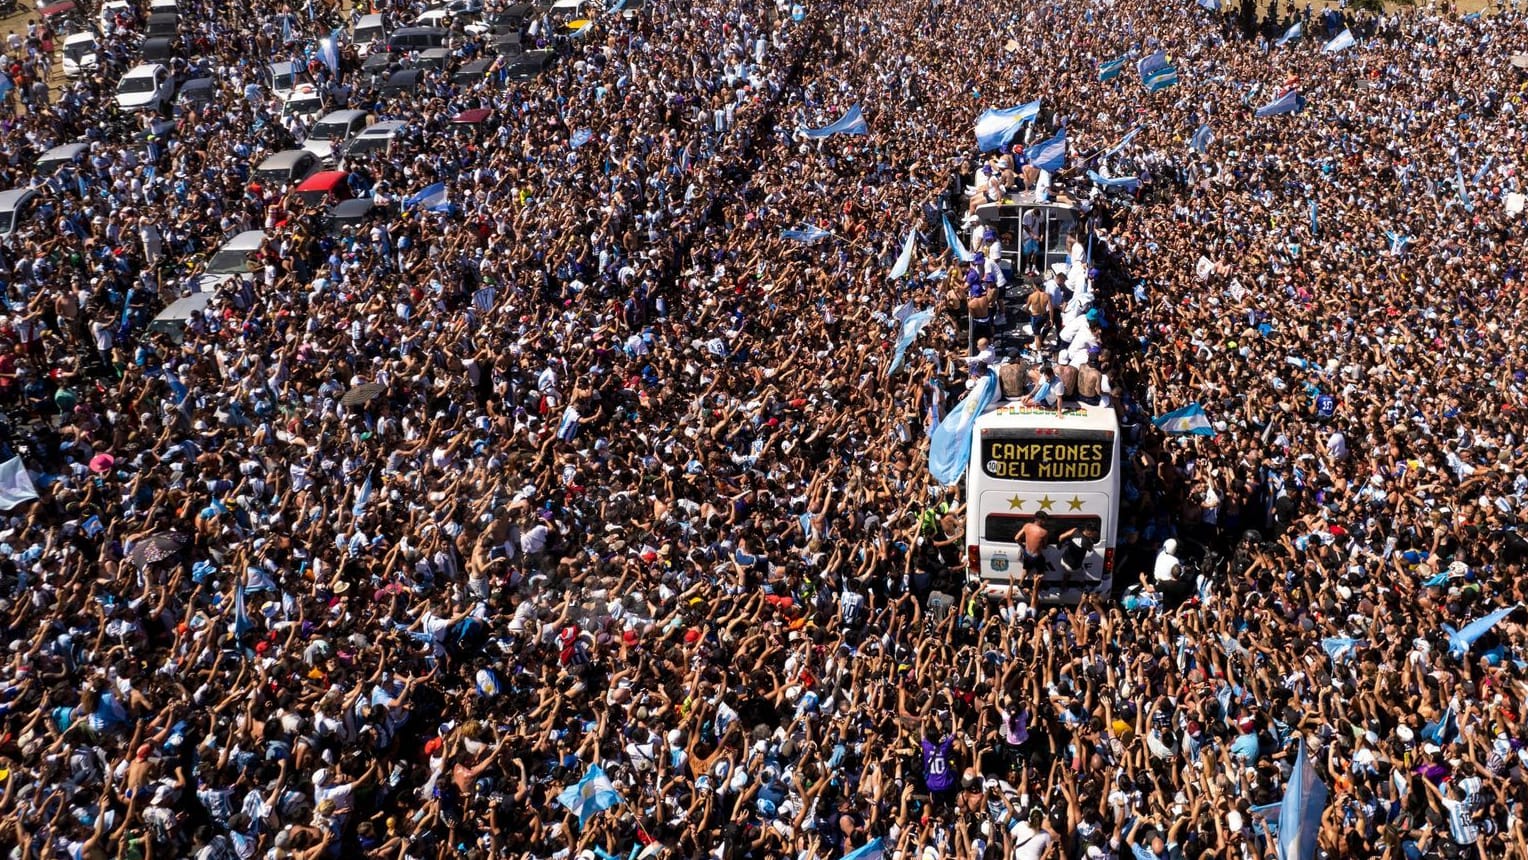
65,42,95,60
348,136,386,153
286,95,323,115
207,250,255,274
0,212,13,234
118,76,157,94
311,120,351,140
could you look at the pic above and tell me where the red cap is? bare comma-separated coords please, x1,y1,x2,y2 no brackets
683,628,702,644
622,630,639,646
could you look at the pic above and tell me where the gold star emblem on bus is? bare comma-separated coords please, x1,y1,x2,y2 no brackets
1067,495,1085,511
1007,495,1024,510
1036,495,1056,511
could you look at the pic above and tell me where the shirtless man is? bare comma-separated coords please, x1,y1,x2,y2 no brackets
1026,282,1053,353
1018,510,1052,575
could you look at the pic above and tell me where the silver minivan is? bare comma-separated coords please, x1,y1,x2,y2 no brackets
206,230,268,276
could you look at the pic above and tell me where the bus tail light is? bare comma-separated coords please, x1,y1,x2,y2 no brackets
968,545,981,571
1103,547,1115,575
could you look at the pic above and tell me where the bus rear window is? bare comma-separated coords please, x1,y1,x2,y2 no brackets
983,513,1102,544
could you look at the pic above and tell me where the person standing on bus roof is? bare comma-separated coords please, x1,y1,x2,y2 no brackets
1025,281,1052,353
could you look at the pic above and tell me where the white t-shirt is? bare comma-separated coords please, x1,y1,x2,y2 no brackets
1008,822,1052,860
1153,551,1181,583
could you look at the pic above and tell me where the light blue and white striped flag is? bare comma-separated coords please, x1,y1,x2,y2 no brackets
1254,90,1302,117
1454,152,1475,213
941,213,975,263
888,308,935,375
1099,125,1143,159
1153,403,1216,436
1137,49,1169,81
1086,170,1140,192
1277,740,1329,860
1098,56,1127,81
888,229,917,280
1143,65,1179,92
1445,603,1517,656
781,224,832,244
842,839,885,860
1322,28,1356,54
929,371,998,485
319,34,341,75
351,470,374,517
974,101,1040,152
555,763,625,826
1025,128,1067,173
802,105,867,138
1274,20,1302,46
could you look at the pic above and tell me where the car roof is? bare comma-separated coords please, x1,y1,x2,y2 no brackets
123,63,166,76
386,69,423,83
258,149,314,168
459,57,493,70
393,26,448,35
269,60,301,72
64,31,97,43
41,142,90,159
146,11,177,21
221,229,268,249
452,108,491,124
315,109,368,123
296,171,349,190
180,77,215,91
355,12,385,25
359,120,407,135
0,188,39,208
329,198,376,216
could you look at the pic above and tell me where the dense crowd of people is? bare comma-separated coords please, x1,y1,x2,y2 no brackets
0,0,1526,856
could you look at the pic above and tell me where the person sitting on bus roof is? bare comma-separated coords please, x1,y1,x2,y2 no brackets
964,337,995,375
963,164,1005,223
1074,361,1110,408
1020,364,1065,415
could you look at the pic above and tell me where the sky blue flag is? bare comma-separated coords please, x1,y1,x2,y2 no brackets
1190,123,1213,153
941,213,975,262
888,229,917,280
1197,0,1219,10
842,839,885,860
781,224,832,244
233,585,254,639
1025,129,1067,173
318,35,340,75
1278,740,1329,860
1474,154,1494,184
1309,198,1318,236
974,101,1041,152
570,128,594,149
888,308,935,374
1454,153,1475,213
404,182,452,213
1137,49,1169,81
1386,231,1411,255
1421,704,1458,746
1098,56,1126,81
802,105,868,138
1099,126,1143,159
1153,403,1216,436
1445,603,1516,656
351,470,373,517
1320,637,1363,663
1255,90,1302,117
929,371,998,485
1275,20,1302,46
1086,170,1139,192
555,763,625,826
1322,28,1356,53
1144,66,1179,92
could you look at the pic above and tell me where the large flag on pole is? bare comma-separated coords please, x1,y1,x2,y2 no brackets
555,763,625,826
1153,403,1216,436
1321,28,1356,53
1255,90,1302,117
1098,126,1143,159
888,229,917,280
974,101,1041,152
802,105,868,138
929,371,999,485
1025,128,1067,173
1277,740,1329,860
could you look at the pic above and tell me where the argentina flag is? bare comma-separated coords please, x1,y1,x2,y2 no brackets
1153,403,1216,436
1444,603,1517,657
888,308,935,375
1086,170,1139,192
1277,741,1329,860
888,229,917,280
973,101,1040,152
555,764,625,826
1143,65,1178,92
1321,28,1355,54
941,213,975,262
928,370,999,485
1275,20,1302,46
1254,90,1302,117
1025,128,1066,173
1137,49,1169,81
472,286,497,312
802,104,868,138
781,224,832,244
1098,56,1127,81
